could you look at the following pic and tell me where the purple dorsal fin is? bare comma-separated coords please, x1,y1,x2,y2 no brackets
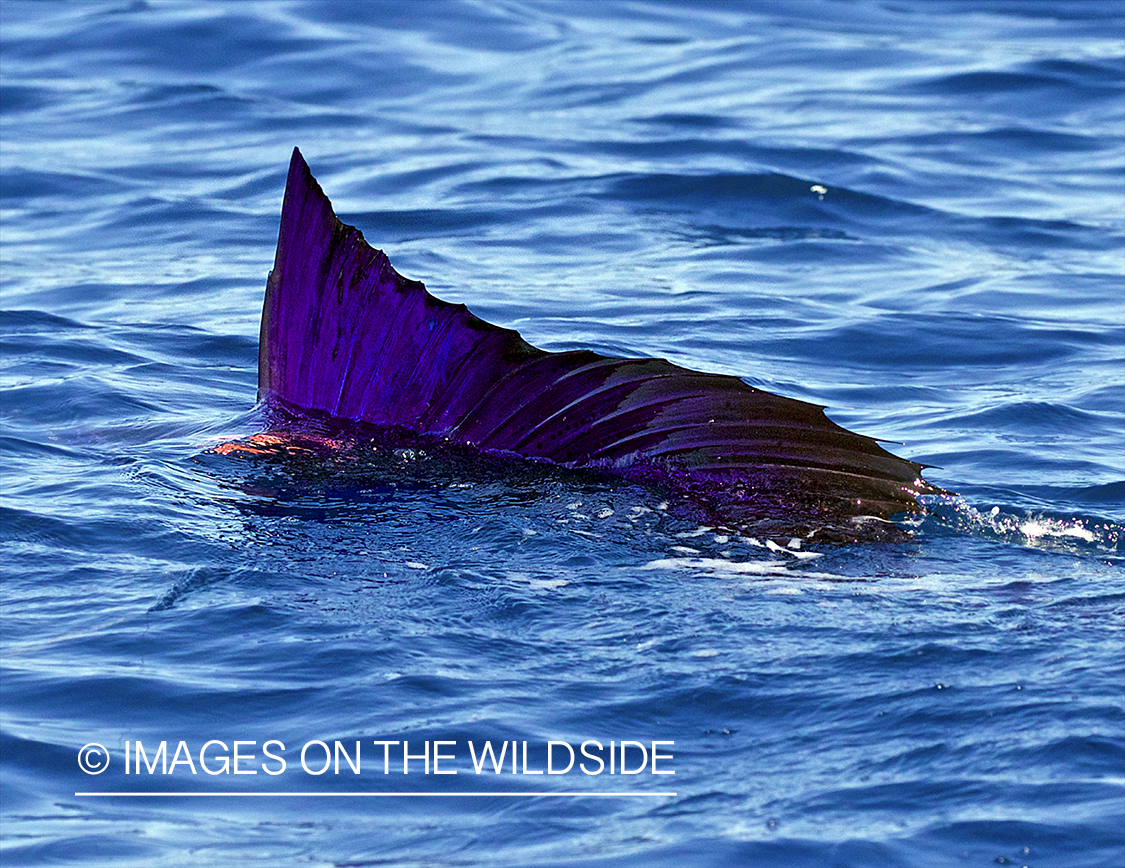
259,148,938,535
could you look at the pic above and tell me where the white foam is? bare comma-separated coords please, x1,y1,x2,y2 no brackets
1020,519,1096,542
641,557,789,574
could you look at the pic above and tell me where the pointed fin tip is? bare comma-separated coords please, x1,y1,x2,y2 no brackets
288,147,312,186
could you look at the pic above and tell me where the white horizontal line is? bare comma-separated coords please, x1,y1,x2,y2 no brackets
75,791,676,798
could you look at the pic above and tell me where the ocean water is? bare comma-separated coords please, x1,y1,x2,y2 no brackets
1,1,1123,865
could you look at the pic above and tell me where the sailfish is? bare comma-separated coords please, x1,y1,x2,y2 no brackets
244,147,940,541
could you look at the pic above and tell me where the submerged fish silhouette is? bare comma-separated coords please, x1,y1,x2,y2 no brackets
256,147,938,540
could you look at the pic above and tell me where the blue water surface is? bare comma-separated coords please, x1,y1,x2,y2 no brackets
2,1,1123,866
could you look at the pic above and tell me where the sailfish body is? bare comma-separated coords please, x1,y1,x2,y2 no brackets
257,148,938,539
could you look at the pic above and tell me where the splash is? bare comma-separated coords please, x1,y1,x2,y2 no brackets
921,494,1123,562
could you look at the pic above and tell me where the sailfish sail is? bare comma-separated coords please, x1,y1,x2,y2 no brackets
257,148,938,538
